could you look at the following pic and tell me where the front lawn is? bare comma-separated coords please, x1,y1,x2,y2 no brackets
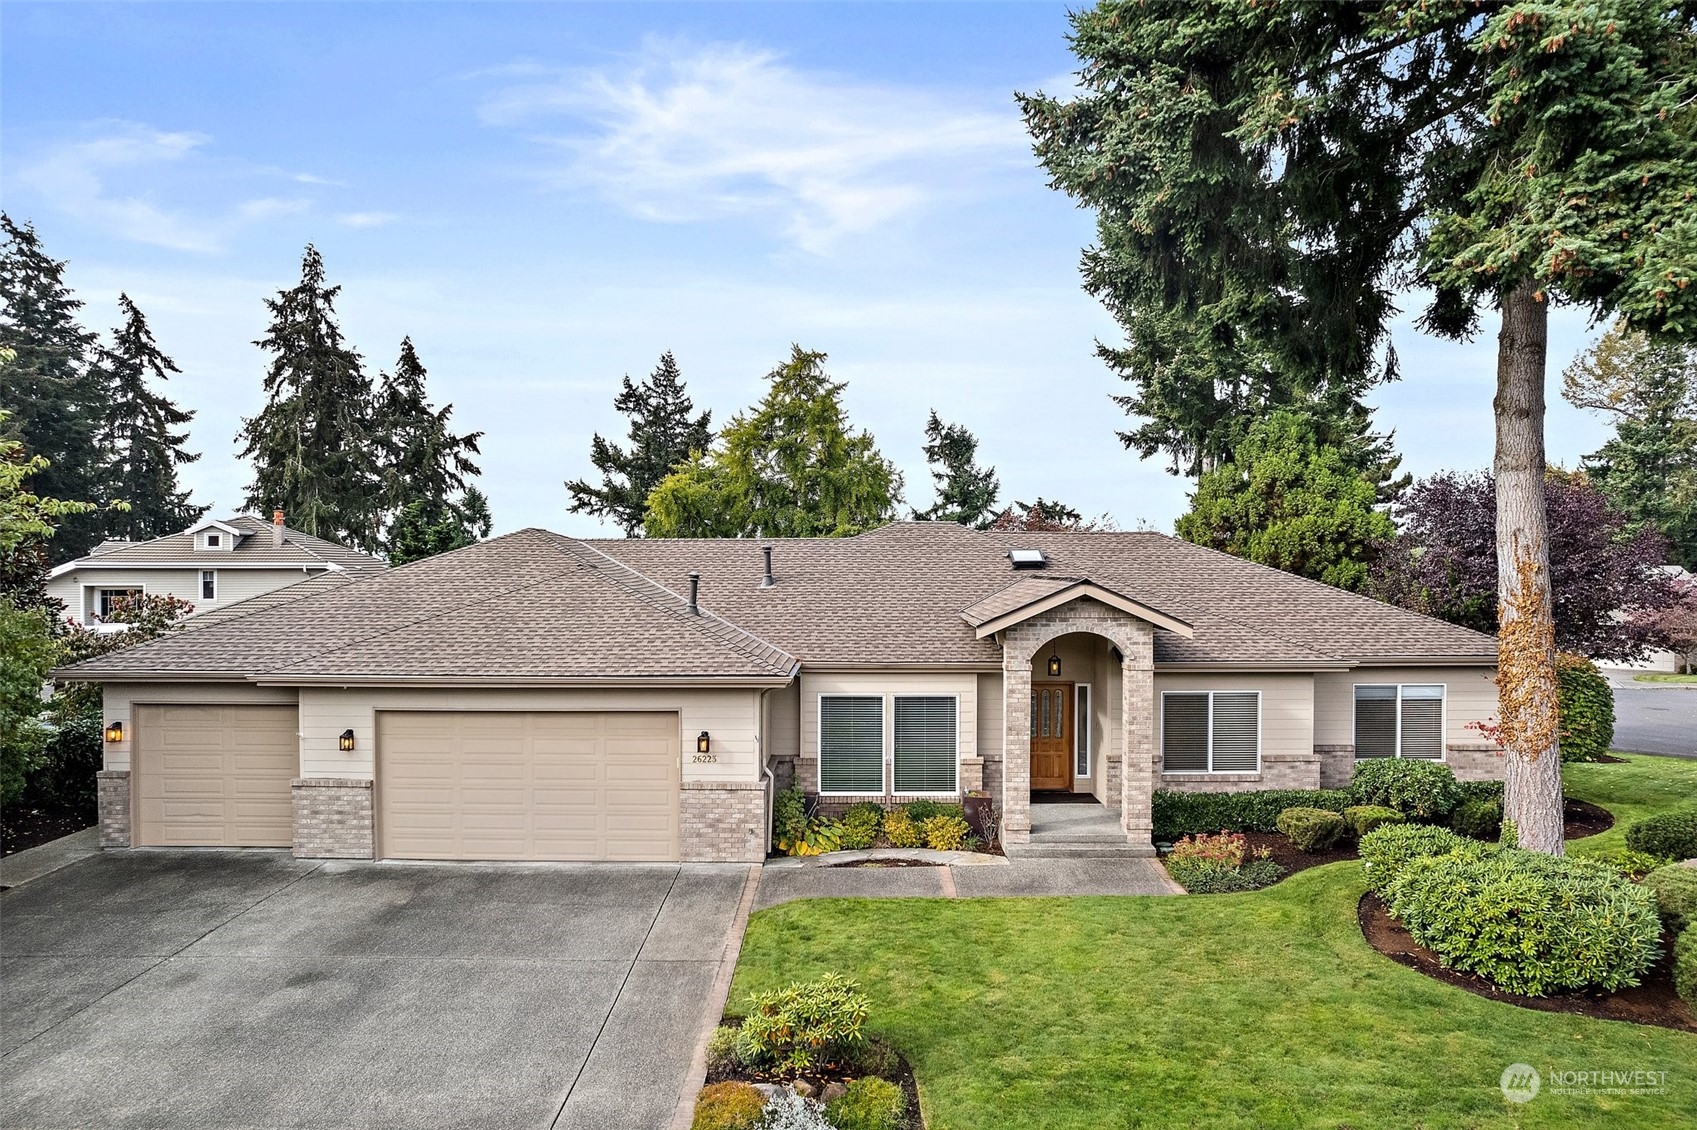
1563,753,1697,858
1634,673,1697,684
731,865,1697,1128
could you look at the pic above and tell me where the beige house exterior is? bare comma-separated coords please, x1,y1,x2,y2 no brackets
61,523,1504,865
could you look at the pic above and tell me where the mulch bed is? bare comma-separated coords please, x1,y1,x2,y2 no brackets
1561,797,1614,839
708,1031,925,1130
1358,892,1695,1032
1242,832,1358,879
1,804,95,857
827,858,942,868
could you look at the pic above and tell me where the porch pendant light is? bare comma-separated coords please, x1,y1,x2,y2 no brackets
1047,647,1061,678
104,721,123,744
338,729,356,752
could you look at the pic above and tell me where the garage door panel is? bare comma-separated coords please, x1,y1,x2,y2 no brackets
379,711,679,862
135,704,297,848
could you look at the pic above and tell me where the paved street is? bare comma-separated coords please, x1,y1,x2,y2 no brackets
1602,671,1697,758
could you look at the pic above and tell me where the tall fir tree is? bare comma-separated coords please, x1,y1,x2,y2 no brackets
96,294,206,541
373,336,484,557
238,246,383,552
566,351,712,536
0,215,105,562
913,411,999,527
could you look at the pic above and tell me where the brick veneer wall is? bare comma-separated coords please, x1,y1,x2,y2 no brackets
97,770,130,848
682,780,767,862
1316,745,1356,788
1446,743,1506,781
292,778,374,859
1158,750,1321,794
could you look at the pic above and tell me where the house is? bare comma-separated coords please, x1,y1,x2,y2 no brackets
55,522,1504,864
46,512,386,628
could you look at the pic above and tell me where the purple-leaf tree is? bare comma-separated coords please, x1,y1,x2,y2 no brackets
1373,469,1676,664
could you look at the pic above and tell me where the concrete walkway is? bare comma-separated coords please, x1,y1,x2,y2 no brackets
753,854,1179,910
0,827,100,890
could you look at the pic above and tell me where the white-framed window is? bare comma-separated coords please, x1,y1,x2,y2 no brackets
97,587,143,620
1161,691,1260,773
1354,684,1446,760
1074,684,1091,778
819,695,885,794
205,533,221,548
200,569,217,601
893,695,958,795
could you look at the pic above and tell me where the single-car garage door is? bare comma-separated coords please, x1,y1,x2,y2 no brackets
378,711,681,862
134,704,298,847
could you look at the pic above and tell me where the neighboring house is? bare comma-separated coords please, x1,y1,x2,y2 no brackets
46,513,386,629
56,523,1504,865
1604,564,1695,674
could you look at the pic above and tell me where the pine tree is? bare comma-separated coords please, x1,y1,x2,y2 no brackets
373,336,483,554
644,346,902,538
238,246,383,551
96,294,206,541
913,411,999,527
566,351,712,536
0,215,104,562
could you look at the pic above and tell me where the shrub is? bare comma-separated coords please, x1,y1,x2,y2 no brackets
1624,810,1697,862
704,1026,746,1079
1385,849,1662,996
1168,831,1246,867
1152,788,1352,839
1167,857,1284,893
1676,927,1697,1006
1556,653,1615,763
824,1077,907,1130
1643,865,1697,934
882,809,922,849
838,1038,900,1079
1451,797,1503,841
691,1082,765,1130
901,799,963,823
1349,759,1461,820
1275,807,1346,852
1454,779,1504,806
1343,805,1405,839
1358,823,1485,895
779,818,844,858
837,802,886,851
739,974,869,1074
773,788,808,850
759,1089,834,1130
1588,847,1668,879
921,814,971,851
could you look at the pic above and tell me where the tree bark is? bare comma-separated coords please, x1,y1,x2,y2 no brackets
1494,283,1564,855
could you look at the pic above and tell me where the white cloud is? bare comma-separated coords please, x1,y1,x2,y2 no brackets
478,39,1027,253
13,122,314,252
336,211,400,228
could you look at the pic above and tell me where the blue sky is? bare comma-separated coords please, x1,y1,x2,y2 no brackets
2,2,1614,537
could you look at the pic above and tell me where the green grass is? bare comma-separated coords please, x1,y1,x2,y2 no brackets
733,870,1697,1129
1634,673,1697,684
1564,753,1697,858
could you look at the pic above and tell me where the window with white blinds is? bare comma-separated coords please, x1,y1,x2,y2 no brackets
1161,691,1260,773
1354,684,1446,760
894,696,958,793
820,695,885,793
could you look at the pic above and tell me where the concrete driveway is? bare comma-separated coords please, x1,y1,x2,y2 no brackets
1,851,754,1130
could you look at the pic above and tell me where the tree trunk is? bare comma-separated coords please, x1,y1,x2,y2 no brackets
1494,283,1563,855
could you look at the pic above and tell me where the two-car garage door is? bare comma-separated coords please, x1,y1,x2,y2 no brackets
377,711,681,862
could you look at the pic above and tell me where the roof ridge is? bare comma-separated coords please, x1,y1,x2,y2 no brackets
558,536,798,676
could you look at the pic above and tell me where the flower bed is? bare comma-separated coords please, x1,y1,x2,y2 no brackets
773,790,996,859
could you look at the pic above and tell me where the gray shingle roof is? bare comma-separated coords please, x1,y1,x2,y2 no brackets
61,514,385,571
58,522,1495,684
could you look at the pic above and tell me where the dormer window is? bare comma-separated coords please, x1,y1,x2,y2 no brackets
206,534,221,548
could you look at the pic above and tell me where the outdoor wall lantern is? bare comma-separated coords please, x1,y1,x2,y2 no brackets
339,729,356,752
104,721,123,744
697,731,712,754
1047,647,1062,678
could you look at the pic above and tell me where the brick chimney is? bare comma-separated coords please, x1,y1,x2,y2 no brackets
272,509,285,548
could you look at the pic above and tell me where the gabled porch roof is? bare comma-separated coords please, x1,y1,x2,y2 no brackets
961,577,1195,640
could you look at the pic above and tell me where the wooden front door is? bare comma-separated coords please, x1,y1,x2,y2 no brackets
1030,684,1072,790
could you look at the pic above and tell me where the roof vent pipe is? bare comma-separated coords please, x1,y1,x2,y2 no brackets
761,545,775,588
688,572,701,614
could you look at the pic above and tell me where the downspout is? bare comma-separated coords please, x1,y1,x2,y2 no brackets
757,687,778,855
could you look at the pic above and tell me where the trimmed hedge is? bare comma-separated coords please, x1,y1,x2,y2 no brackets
1152,788,1351,839
1276,807,1347,852
1451,797,1503,841
1676,927,1697,1006
1624,809,1697,862
1385,849,1662,996
1349,759,1461,820
1343,805,1405,838
1358,823,1488,895
1556,652,1615,763
1644,864,1697,934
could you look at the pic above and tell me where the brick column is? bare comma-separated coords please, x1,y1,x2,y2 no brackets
1001,656,1033,843
1119,631,1156,855
97,770,130,848
681,781,767,862
292,778,374,859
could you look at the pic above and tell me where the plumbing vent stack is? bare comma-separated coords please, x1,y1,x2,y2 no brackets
761,545,775,588
688,572,701,614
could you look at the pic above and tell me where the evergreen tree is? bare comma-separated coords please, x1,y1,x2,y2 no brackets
385,489,492,566
1021,0,1697,855
238,246,383,552
0,215,104,561
96,294,206,541
1,407,101,619
644,346,903,538
1562,323,1697,569
373,336,484,551
567,351,712,535
913,411,999,526
1176,410,1396,592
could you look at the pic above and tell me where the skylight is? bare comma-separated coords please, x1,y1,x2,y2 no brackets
1007,549,1045,569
